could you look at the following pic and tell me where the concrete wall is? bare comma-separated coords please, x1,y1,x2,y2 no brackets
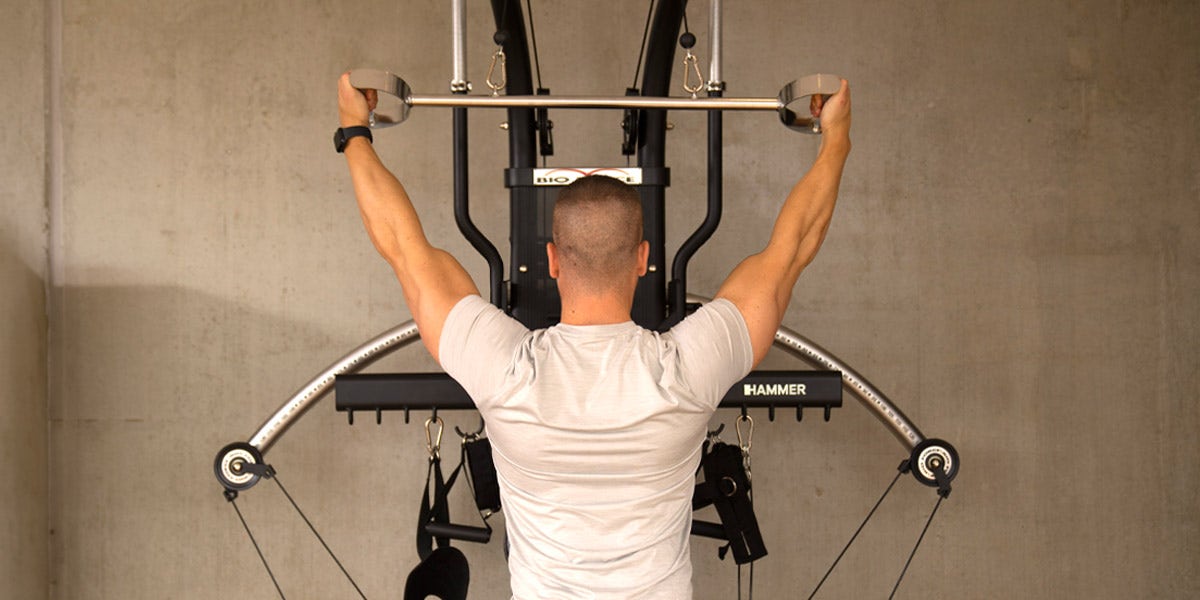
22,0,1200,598
0,0,50,598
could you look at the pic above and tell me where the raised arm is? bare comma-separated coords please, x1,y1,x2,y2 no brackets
715,79,852,367
337,72,479,360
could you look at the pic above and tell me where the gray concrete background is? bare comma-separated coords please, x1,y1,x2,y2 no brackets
1,0,49,598
3,0,1197,598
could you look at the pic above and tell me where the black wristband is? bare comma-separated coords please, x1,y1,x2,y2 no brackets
334,126,373,153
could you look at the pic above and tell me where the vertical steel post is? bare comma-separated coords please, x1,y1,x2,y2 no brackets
451,0,468,91
708,0,723,91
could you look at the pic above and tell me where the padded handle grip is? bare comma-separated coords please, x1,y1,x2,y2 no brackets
424,522,492,544
691,519,728,541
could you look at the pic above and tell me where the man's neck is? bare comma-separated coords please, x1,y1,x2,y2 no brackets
558,292,634,325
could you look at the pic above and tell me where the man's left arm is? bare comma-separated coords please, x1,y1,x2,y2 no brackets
715,80,851,367
337,72,479,360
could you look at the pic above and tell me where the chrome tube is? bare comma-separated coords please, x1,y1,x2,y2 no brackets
450,0,468,92
348,69,840,128
772,324,925,449
248,320,423,452
688,294,926,449
707,0,723,90
409,93,779,110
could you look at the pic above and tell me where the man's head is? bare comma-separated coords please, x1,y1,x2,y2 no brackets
549,175,648,295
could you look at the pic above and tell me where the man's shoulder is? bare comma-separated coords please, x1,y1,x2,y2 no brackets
448,295,528,329
663,298,754,374
441,295,531,354
670,298,748,335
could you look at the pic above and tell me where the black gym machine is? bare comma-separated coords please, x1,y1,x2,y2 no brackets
213,1,959,597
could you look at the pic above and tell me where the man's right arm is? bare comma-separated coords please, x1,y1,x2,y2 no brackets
715,79,852,367
338,73,479,361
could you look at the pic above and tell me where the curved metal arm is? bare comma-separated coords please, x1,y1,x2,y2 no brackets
689,294,925,449
246,302,924,455
247,320,422,453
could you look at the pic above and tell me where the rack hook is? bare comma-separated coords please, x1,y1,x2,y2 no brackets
455,415,486,440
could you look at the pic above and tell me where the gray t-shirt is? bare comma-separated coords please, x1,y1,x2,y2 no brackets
439,295,753,599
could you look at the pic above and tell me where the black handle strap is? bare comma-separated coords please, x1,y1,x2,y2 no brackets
417,456,451,560
463,436,502,514
693,442,768,564
421,438,497,549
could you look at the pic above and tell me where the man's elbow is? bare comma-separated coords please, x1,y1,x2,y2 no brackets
366,226,417,270
791,227,829,273
370,235,404,268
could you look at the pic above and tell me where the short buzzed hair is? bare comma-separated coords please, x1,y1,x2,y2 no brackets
552,176,644,289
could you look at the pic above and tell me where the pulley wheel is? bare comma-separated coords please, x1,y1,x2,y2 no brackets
908,438,959,488
214,441,265,491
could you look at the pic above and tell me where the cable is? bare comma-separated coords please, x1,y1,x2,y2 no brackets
230,497,287,600
888,495,945,599
271,475,369,599
737,562,742,600
525,0,543,89
750,562,754,599
631,0,656,88
806,469,905,599
736,561,756,600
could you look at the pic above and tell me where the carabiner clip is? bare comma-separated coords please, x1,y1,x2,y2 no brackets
682,50,704,98
736,412,754,482
736,413,753,454
456,415,485,443
486,48,507,96
425,415,445,460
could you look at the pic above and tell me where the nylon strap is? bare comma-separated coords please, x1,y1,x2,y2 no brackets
417,456,451,560
434,440,494,534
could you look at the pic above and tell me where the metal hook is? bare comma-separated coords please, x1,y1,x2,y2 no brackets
486,48,507,96
706,423,725,444
736,413,755,483
683,50,704,98
455,415,486,441
736,413,754,454
425,415,445,460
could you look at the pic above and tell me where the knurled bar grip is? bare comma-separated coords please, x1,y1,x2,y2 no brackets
347,69,840,132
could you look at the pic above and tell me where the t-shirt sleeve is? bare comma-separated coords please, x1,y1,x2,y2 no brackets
438,294,530,406
667,298,755,409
